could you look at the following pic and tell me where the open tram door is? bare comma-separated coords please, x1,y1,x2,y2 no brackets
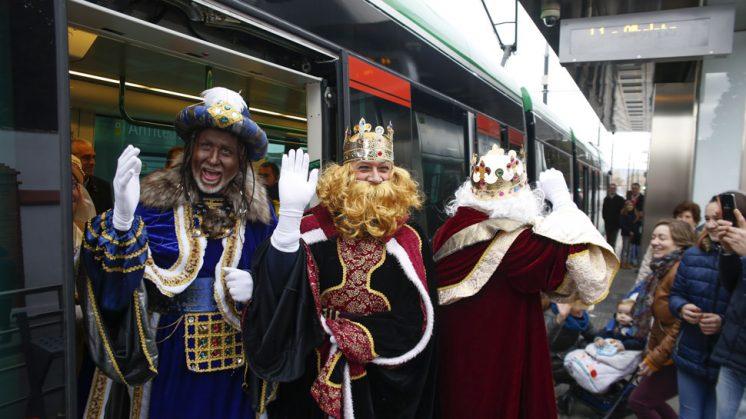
66,0,339,190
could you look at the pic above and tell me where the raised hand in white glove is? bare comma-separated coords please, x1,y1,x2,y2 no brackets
112,145,142,231
539,168,574,211
223,267,254,303
270,149,319,253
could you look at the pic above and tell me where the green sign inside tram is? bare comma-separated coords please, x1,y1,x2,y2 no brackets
93,115,181,183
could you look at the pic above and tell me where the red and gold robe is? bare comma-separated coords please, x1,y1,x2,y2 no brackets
434,206,618,419
243,205,437,419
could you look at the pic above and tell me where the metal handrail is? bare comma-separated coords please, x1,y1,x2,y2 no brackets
0,284,61,299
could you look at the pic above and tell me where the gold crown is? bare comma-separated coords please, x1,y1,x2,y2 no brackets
470,145,528,200
343,117,394,164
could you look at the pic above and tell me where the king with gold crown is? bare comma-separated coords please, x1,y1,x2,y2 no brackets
242,117,438,418
433,145,619,418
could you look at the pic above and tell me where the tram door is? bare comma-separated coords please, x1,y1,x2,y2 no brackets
67,0,329,190
0,2,76,417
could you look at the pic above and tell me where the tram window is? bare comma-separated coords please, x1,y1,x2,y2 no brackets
577,164,591,214
542,145,572,189
69,35,308,183
349,89,414,169
415,111,467,236
477,132,500,155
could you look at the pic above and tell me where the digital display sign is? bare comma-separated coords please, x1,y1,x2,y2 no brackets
559,5,734,63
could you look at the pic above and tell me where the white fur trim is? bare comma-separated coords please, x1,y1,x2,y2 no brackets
343,363,355,419
446,181,545,224
144,205,206,295
301,228,327,245
373,239,434,366
214,222,247,328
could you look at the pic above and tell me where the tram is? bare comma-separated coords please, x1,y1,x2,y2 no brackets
0,1,611,414
66,0,606,235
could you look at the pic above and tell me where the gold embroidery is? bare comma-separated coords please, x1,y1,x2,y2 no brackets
130,385,143,419
101,244,149,260
132,291,157,374
99,213,146,247
437,227,527,305
351,370,367,380
86,219,100,240
432,219,525,261
324,351,343,389
81,239,96,252
183,312,243,373
351,320,378,358
333,319,378,361
144,206,204,290
321,237,390,314
213,220,243,327
85,368,110,419
101,263,147,274
86,278,128,384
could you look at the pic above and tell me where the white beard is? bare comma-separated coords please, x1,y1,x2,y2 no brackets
446,181,546,224
192,167,235,194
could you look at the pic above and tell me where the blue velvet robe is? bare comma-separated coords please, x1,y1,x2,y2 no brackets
81,204,275,418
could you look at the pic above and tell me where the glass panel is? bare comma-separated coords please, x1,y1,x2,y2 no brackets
349,89,414,171
541,144,572,189
416,112,466,237
476,132,500,156
69,37,308,195
0,1,68,417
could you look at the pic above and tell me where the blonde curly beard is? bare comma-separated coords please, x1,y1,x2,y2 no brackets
316,163,423,239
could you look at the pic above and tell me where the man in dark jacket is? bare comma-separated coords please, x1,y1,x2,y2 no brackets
714,208,746,419
72,139,113,212
603,183,625,248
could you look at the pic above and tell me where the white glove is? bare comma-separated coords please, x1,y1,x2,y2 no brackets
270,149,319,253
539,168,575,211
112,145,142,231
223,267,254,303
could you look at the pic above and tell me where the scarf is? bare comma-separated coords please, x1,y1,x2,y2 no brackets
632,249,684,340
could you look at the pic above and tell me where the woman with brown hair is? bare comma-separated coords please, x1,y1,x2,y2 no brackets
628,219,696,419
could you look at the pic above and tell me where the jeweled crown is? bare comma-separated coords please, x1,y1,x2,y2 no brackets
470,145,528,200
343,117,394,164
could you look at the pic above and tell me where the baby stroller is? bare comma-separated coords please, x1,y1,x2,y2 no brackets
557,284,645,418
557,368,639,418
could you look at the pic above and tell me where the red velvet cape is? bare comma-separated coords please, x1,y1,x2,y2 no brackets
434,207,582,419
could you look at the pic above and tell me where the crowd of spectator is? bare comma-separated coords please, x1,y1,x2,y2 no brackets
557,186,746,418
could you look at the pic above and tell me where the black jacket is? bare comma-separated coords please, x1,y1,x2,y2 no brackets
602,195,625,228
711,253,746,374
86,175,113,214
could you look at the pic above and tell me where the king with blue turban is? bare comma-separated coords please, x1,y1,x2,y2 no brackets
78,87,277,418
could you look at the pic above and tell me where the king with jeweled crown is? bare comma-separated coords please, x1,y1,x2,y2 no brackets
343,117,394,163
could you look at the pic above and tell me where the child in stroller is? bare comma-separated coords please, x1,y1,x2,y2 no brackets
558,288,647,417
593,299,645,353
543,297,597,385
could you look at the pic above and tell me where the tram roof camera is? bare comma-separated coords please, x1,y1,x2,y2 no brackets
540,2,560,27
